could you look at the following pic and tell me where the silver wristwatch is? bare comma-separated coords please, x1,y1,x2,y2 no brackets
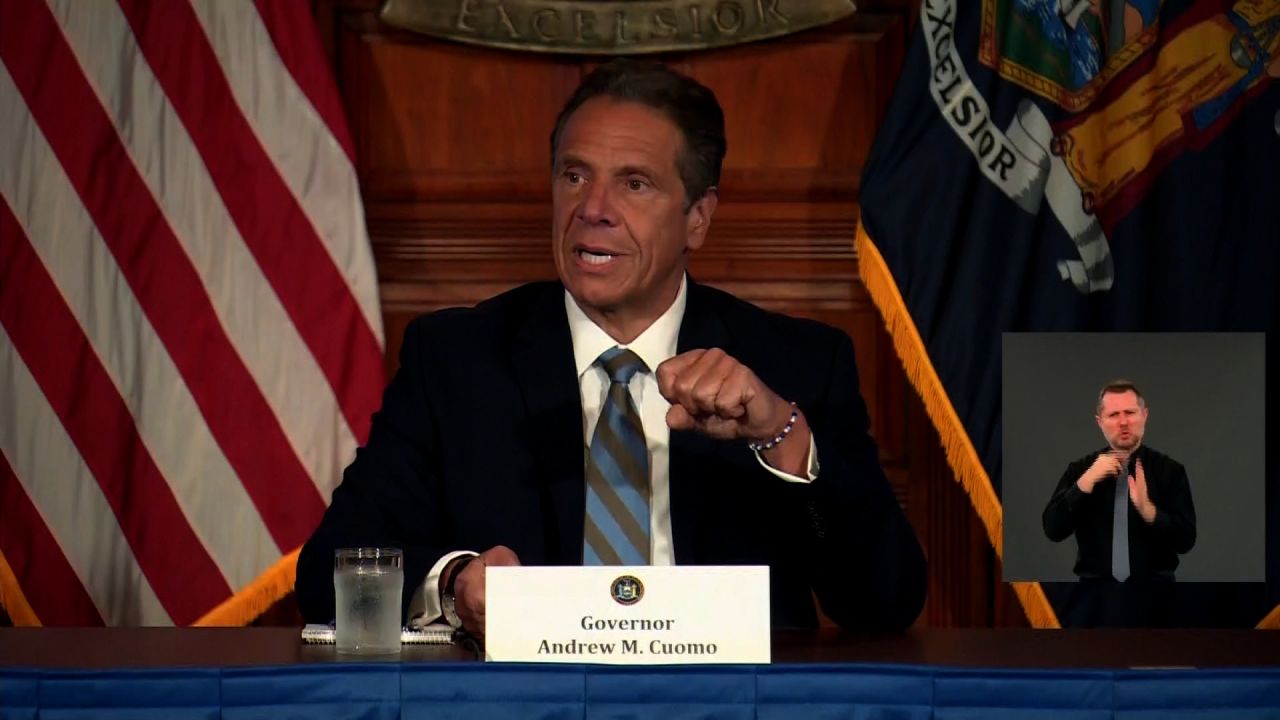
440,555,476,629
441,591,463,629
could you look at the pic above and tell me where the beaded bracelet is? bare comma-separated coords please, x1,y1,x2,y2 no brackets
748,402,798,452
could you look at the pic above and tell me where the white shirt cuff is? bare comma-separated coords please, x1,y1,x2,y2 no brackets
408,549,477,628
752,433,819,483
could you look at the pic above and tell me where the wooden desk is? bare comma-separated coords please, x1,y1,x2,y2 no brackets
2,627,1277,668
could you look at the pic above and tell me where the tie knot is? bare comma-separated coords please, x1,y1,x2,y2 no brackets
598,347,646,384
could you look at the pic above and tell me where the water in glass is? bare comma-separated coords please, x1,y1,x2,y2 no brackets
334,548,403,654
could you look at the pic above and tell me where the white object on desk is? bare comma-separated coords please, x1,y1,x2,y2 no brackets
485,565,770,664
301,623,455,645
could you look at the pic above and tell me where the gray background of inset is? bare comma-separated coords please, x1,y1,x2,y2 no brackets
1002,333,1265,582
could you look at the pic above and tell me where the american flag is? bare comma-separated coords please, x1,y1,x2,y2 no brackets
0,0,383,626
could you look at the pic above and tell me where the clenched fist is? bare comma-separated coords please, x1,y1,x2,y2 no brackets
656,348,811,475
1077,451,1125,494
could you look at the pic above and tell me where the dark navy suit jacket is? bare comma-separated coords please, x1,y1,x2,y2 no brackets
297,280,926,630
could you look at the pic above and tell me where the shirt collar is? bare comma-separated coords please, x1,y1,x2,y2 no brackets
566,276,687,379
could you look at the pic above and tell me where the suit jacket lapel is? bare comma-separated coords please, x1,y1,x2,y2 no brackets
670,280,731,565
512,285,585,565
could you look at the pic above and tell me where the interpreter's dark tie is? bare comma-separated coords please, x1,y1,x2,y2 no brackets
583,347,651,566
1112,456,1130,582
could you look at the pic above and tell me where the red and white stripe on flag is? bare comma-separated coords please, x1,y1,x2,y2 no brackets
0,0,384,626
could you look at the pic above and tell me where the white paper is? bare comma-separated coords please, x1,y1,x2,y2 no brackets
485,565,770,664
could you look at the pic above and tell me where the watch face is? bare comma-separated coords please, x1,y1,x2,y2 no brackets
442,594,462,628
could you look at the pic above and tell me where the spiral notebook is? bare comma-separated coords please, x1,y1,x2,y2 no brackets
301,623,455,645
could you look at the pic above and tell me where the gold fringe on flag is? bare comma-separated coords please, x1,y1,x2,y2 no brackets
1259,602,1280,629
0,550,40,626
0,547,299,627
194,548,300,626
856,223,1060,629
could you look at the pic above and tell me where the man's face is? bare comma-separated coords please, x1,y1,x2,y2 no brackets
1096,390,1148,452
551,98,716,339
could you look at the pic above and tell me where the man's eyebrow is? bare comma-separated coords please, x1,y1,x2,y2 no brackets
616,163,655,175
615,164,661,181
555,153,590,171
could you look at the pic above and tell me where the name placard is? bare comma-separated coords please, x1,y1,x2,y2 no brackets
485,566,770,664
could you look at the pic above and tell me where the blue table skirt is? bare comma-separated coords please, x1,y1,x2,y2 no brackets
3,662,1279,719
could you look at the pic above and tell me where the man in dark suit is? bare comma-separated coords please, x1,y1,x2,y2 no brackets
1042,380,1196,625
297,59,926,634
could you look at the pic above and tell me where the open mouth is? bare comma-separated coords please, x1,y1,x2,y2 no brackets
576,247,620,265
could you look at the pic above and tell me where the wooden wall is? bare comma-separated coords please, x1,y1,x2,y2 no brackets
314,0,1028,628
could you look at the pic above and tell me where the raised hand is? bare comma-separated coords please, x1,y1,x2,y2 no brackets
655,348,793,442
655,348,810,475
1128,459,1156,523
1078,451,1123,493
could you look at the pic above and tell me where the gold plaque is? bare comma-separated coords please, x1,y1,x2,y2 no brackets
380,0,856,54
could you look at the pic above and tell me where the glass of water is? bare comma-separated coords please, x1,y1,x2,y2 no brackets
334,547,403,654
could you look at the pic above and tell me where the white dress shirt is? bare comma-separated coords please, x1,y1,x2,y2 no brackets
411,276,818,625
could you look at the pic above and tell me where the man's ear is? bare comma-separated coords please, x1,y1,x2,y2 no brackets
684,188,718,251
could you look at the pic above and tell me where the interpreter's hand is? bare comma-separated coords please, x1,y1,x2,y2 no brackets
656,348,810,475
1128,459,1157,523
1077,452,1123,493
452,545,520,639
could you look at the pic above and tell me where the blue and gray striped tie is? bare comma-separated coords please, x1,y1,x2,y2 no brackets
584,347,651,566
